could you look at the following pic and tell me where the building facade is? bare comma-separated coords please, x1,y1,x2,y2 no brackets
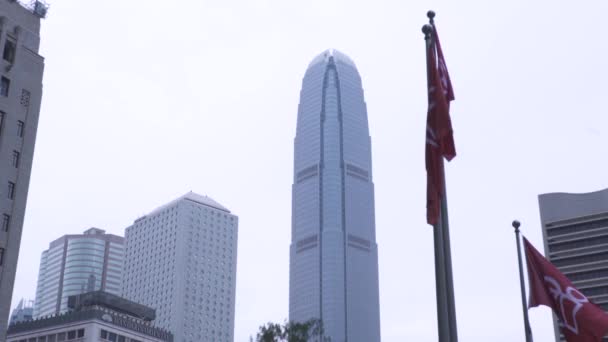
539,188,608,342
0,0,46,338
8,291,173,342
34,228,125,318
122,192,238,342
289,49,381,342
10,298,34,325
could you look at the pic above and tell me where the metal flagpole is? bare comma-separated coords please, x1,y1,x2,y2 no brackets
439,159,459,342
422,22,451,342
427,10,459,341
513,220,534,342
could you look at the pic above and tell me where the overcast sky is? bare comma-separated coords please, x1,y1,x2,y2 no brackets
9,0,608,340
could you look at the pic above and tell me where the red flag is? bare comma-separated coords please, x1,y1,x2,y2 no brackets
524,237,608,342
426,25,456,225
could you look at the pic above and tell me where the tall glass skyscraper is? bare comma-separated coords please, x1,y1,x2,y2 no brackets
289,49,381,342
33,228,124,318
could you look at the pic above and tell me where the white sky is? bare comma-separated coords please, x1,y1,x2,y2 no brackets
10,0,608,340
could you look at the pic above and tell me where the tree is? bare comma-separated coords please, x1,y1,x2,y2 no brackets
253,319,331,342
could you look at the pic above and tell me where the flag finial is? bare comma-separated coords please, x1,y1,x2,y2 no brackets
512,220,521,232
427,10,436,24
422,24,432,38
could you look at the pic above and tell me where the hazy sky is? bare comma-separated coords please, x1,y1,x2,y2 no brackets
10,0,608,340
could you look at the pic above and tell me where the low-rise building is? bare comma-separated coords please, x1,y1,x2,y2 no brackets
7,291,173,342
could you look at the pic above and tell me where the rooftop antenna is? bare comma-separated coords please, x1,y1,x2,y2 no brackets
30,0,49,18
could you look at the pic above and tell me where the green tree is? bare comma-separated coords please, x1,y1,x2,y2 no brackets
253,319,330,342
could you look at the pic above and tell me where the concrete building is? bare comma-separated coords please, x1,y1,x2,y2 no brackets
33,228,125,318
122,192,238,342
9,299,34,325
539,188,608,342
289,49,381,342
7,291,173,342
0,0,46,338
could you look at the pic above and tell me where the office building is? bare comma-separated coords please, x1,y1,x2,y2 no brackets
289,49,381,342
0,0,47,338
539,188,608,342
33,228,125,318
9,299,34,325
8,291,173,342
122,192,238,342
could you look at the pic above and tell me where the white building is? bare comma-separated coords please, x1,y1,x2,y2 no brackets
289,49,381,342
122,192,238,342
0,0,47,338
8,291,173,342
34,228,125,318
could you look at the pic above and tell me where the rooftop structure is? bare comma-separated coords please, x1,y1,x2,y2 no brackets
8,291,173,342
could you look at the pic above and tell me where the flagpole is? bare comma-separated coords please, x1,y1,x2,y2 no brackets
513,220,534,342
428,10,459,341
423,21,451,342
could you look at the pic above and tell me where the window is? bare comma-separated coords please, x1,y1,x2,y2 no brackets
0,248,4,265
48,335,56,342
57,332,66,341
100,330,108,339
117,336,125,342
7,181,15,199
76,329,84,338
108,332,117,342
38,336,46,342
20,89,30,107
3,38,15,63
17,120,24,137
1,76,9,96
2,214,8,232
66,330,75,340
0,111,4,133
12,150,19,168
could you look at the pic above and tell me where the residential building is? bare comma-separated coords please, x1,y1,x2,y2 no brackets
0,0,46,338
7,291,173,342
9,299,34,325
539,188,608,342
289,49,381,342
122,192,238,342
33,228,125,318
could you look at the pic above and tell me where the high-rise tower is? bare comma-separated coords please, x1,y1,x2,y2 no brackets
0,0,46,338
33,228,125,318
289,49,381,342
539,188,608,342
122,192,238,342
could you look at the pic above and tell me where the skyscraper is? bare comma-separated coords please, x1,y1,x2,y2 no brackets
0,0,46,338
122,192,238,342
289,49,381,342
33,228,125,318
539,188,608,342
9,299,33,325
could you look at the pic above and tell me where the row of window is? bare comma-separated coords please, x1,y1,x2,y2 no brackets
13,328,84,342
547,218,608,237
100,329,142,342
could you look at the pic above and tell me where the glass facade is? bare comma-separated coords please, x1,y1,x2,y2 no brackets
290,50,381,342
33,229,124,318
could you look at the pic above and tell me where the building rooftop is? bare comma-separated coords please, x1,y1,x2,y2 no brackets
9,292,172,341
68,291,155,321
307,48,357,69
145,191,231,217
